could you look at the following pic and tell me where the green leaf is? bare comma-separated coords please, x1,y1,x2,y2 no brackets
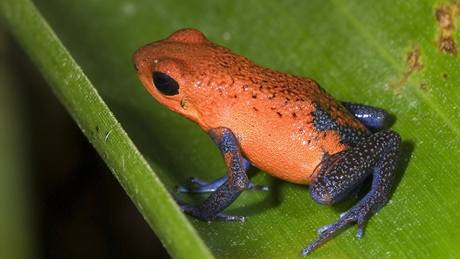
2,0,460,258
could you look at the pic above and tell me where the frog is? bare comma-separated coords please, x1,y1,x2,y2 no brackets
133,28,401,256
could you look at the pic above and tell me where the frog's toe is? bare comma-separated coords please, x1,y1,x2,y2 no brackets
215,213,246,222
174,196,245,222
175,185,190,193
356,220,367,239
173,196,213,220
187,176,210,186
176,201,246,222
176,176,226,193
302,207,372,256
302,213,357,256
176,175,269,193
246,181,270,191
316,223,334,235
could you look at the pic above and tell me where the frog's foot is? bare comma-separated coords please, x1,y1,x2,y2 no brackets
175,197,246,222
301,195,377,256
176,175,269,193
304,130,400,256
173,127,253,222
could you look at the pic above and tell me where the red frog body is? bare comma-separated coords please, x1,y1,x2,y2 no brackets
133,28,401,255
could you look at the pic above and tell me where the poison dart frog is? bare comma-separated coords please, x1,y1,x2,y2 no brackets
133,28,401,256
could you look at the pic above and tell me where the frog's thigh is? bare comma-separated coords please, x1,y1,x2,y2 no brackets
341,102,390,130
310,130,400,205
303,130,400,255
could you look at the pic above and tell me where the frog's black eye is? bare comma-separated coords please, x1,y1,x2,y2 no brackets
152,72,179,96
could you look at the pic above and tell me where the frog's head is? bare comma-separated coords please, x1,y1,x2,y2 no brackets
133,28,219,128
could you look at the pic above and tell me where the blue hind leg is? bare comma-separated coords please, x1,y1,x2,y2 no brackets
341,102,390,131
303,130,401,255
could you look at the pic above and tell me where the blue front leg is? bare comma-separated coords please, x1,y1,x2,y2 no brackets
175,127,252,221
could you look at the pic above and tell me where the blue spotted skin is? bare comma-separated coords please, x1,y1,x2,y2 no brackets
176,103,401,256
304,130,400,255
304,103,400,255
312,103,368,145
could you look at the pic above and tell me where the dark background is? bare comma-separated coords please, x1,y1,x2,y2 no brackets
4,33,169,259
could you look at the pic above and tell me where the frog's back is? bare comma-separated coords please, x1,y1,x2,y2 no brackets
199,49,367,184
135,30,367,184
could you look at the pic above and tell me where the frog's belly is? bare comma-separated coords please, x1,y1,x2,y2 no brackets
232,123,346,185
